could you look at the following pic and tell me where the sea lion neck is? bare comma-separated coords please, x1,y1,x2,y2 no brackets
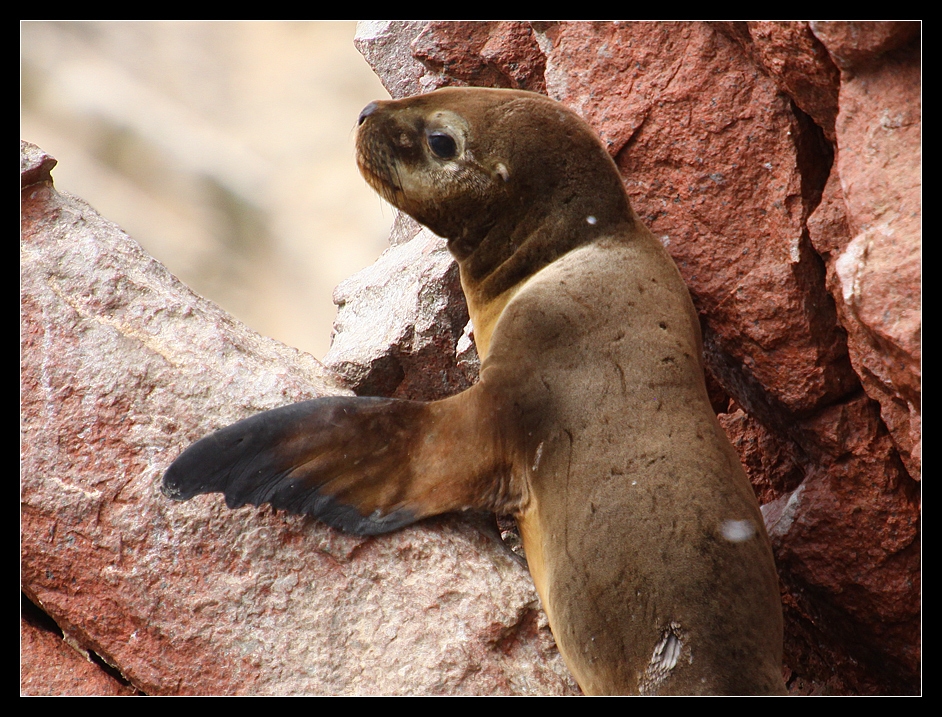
454,194,637,358
439,89,635,274
452,167,637,304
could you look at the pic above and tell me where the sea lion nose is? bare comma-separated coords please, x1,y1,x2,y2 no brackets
358,101,381,126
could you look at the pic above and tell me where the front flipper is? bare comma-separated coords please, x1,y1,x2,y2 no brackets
162,390,515,536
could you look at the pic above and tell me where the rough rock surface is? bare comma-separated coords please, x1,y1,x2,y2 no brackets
323,217,478,400
347,20,921,695
20,140,575,695
21,20,920,696
21,600,139,696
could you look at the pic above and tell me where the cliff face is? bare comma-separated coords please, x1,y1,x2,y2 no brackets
351,21,920,694
21,21,919,695
356,20,921,469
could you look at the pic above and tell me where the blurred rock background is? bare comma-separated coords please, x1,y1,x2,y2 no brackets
21,20,393,360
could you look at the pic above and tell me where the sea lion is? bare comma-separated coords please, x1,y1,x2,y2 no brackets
162,87,786,695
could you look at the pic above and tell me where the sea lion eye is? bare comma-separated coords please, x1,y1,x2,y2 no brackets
427,130,458,160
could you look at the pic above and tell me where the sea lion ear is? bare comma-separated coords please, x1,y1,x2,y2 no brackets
493,162,510,183
161,391,513,536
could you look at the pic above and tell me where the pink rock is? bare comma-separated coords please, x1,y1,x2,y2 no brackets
20,140,576,695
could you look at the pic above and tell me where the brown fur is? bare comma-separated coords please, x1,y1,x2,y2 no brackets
164,87,786,695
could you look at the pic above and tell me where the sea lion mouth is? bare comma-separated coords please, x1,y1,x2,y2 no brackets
355,137,409,212
355,110,415,214
356,156,402,207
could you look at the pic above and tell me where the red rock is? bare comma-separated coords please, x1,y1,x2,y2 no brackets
716,21,840,140
809,21,921,71
21,611,137,696
353,20,920,694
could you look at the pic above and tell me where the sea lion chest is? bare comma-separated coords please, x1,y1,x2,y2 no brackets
481,236,782,695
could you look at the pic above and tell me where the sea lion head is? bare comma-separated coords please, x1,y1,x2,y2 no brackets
355,87,634,303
